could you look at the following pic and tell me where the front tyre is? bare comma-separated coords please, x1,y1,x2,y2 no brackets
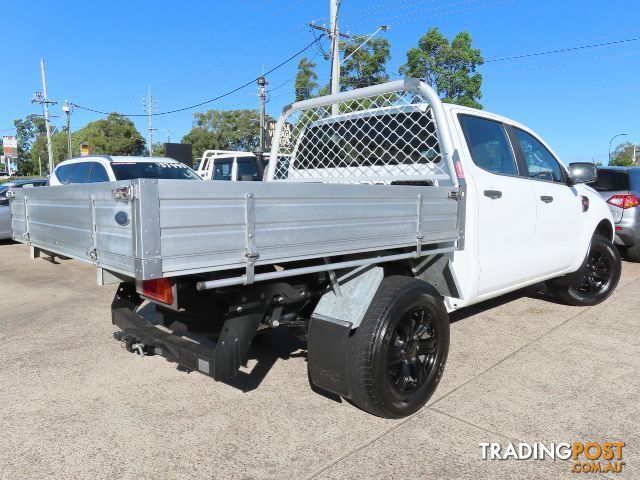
546,234,621,307
348,276,449,419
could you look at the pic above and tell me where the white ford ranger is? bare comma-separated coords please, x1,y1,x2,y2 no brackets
9,79,620,418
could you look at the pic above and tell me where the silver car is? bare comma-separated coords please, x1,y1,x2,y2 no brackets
590,167,640,261
0,179,48,240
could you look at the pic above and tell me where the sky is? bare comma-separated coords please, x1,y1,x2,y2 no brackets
1,0,639,164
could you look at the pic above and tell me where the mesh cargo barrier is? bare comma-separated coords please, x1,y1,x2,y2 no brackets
270,90,449,183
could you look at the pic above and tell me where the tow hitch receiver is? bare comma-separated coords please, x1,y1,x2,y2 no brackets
111,283,261,380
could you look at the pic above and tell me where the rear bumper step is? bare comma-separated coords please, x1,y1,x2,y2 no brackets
111,283,260,380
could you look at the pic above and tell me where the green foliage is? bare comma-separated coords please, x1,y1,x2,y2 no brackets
610,142,639,166
151,142,166,157
295,58,319,101
399,27,484,109
72,113,145,157
340,36,391,90
13,115,50,160
182,109,267,161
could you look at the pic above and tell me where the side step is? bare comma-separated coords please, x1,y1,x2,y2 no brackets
111,283,260,380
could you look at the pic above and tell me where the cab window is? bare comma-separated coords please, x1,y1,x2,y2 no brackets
88,163,110,182
513,128,564,183
237,159,260,181
55,164,75,184
69,162,92,183
213,160,233,181
458,115,518,177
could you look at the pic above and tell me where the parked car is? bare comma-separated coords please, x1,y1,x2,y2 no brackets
10,79,620,418
590,166,640,261
50,156,201,186
195,150,267,181
0,178,48,197
0,179,48,240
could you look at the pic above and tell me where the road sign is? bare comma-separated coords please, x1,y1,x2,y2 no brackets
265,121,293,150
80,143,92,157
2,136,17,158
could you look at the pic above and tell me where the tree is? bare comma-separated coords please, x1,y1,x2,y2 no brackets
610,142,639,166
341,36,391,90
400,27,484,109
72,113,145,156
295,58,319,101
182,109,265,161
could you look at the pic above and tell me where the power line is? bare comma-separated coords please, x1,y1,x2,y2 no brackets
71,35,324,118
485,36,640,62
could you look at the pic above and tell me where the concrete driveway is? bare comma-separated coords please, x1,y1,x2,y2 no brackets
0,240,638,479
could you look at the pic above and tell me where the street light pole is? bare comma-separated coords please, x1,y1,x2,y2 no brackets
341,25,389,65
63,100,72,159
609,133,628,165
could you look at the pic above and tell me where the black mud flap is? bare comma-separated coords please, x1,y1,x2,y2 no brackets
111,283,260,381
307,314,352,399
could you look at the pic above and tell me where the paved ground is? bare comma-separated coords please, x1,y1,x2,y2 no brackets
0,240,638,480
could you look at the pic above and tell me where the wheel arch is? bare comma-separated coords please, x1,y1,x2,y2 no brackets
595,218,614,242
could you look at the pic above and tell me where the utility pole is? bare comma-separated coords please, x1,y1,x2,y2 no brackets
330,0,340,109
165,129,171,143
143,86,157,157
62,100,72,159
309,2,349,114
257,76,268,152
31,58,57,174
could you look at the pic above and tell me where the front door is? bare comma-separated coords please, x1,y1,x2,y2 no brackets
457,114,537,296
510,127,583,276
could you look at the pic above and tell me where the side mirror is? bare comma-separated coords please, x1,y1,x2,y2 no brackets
568,162,597,185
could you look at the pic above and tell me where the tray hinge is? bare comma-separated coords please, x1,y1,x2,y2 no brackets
243,192,259,284
112,186,133,202
448,189,464,201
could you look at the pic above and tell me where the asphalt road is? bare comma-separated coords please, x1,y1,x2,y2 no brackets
1,240,638,480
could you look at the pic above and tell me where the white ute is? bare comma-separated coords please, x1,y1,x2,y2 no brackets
9,79,620,418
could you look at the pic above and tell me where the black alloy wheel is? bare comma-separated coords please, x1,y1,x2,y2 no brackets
546,234,621,307
388,307,439,395
347,276,450,418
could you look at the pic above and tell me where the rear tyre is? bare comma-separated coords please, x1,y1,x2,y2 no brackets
347,276,449,419
546,234,621,306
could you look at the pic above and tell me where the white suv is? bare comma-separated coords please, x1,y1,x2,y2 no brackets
50,156,201,186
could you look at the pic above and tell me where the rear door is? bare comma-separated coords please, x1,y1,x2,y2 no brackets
457,114,537,296
510,127,583,276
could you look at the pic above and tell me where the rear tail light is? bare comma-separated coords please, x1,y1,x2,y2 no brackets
137,278,174,305
607,194,640,209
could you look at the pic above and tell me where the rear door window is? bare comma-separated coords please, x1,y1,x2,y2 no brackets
69,162,92,184
458,115,519,176
589,170,629,192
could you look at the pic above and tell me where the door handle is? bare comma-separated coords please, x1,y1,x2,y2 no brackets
540,195,554,203
484,189,502,200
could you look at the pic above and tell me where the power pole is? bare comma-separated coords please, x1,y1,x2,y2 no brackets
257,76,268,152
165,129,171,143
31,58,57,174
330,0,340,109
143,86,157,156
308,2,348,115
62,100,72,159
